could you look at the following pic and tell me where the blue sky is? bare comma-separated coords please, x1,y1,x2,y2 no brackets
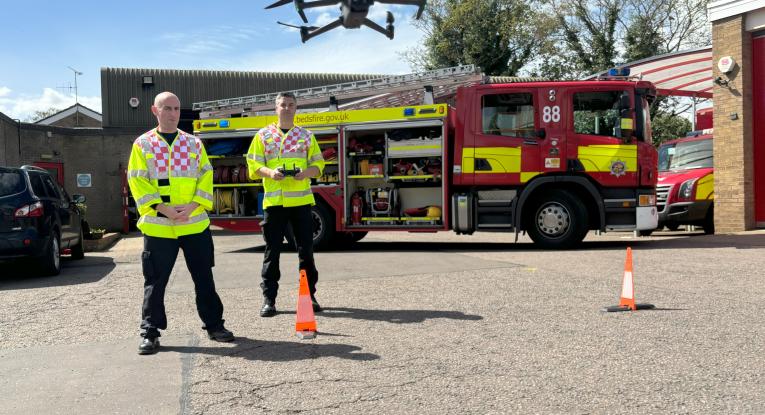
0,0,426,120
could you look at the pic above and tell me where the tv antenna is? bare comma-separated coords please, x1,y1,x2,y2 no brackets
63,66,83,126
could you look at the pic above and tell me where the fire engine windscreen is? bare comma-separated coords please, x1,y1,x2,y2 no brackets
573,91,634,140
481,93,535,138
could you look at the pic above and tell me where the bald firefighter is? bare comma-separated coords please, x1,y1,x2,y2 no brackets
128,91,233,355
247,92,325,317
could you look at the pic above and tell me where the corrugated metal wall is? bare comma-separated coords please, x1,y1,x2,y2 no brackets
101,67,382,128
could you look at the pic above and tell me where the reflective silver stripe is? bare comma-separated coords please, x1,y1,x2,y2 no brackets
137,193,160,205
264,190,283,198
143,211,209,225
284,189,313,198
286,151,307,159
201,164,213,173
173,170,197,178
128,169,149,179
248,153,266,163
195,189,213,202
308,154,324,163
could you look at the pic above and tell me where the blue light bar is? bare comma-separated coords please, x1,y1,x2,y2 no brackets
403,108,415,116
219,120,230,128
608,67,631,77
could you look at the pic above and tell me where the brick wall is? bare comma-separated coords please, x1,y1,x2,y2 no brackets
712,15,756,232
1,112,144,232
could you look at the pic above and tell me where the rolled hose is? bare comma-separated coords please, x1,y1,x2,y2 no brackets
215,190,235,213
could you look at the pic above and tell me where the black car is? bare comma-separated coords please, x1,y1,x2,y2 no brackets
0,165,86,275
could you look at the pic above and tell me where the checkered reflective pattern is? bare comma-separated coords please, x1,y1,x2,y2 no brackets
262,125,310,157
148,131,200,173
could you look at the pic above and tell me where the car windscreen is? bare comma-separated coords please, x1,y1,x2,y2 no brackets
668,138,713,171
0,171,26,197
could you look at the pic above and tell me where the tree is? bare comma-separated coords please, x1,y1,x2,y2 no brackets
651,110,692,145
26,107,61,122
402,0,550,76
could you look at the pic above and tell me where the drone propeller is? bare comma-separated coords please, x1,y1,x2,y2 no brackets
264,0,291,9
277,21,318,31
265,0,309,23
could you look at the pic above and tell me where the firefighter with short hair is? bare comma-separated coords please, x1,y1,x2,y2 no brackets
247,92,325,317
128,91,233,355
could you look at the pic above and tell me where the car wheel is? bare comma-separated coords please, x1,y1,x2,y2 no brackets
71,225,85,260
41,231,62,276
525,189,589,249
638,229,654,236
703,207,715,235
666,223,680,231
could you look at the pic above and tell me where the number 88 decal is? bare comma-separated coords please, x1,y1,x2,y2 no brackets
542,105,560,123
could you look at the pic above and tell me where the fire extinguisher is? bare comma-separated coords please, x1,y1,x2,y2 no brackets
351,191,363,225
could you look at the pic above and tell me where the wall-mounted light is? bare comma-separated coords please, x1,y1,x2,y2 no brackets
714,76,729,87
142,75,154,86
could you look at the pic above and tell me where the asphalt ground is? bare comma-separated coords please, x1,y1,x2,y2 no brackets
1,229,763,414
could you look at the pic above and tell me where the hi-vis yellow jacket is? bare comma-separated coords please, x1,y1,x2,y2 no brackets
127,129,214,238
246,124,325,208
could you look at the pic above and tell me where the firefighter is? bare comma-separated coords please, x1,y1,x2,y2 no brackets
128,91,234,355
246,92,325,317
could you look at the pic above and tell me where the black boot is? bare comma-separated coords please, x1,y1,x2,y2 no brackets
311,294,322,313
207,325,235,342
138,337,160,355
260,298,277,317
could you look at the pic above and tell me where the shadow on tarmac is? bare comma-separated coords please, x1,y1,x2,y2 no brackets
161,336,379,361
220,231,765,254
277,307,484,324
0,256,116,290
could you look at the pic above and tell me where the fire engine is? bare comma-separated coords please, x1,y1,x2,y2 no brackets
656,108,714,234
192,65,658,249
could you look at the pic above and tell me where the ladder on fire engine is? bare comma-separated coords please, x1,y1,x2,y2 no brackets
193,65,485,119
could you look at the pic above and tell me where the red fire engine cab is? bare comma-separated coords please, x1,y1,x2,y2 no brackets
193,66,659,249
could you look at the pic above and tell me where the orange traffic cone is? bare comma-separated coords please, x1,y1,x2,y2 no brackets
295,269,317,339
603,247,655,312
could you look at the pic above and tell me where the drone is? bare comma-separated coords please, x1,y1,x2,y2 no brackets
266,0,426,43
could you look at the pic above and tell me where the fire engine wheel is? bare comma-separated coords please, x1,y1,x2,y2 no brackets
284,202,335,251
334,231,368,246
526,190,588,249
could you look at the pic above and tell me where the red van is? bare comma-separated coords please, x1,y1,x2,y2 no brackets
656,131,714,234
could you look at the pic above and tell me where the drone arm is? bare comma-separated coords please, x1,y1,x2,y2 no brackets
362,18,394,40
302,18,344,42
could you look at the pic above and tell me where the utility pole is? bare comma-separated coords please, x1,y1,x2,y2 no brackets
67,66,83,127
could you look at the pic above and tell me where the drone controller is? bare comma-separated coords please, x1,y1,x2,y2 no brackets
276,164,302,177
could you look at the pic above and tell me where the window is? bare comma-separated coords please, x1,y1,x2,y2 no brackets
42,176,63,200
573,91,624,137
482,93,535,138
28,173,48,198
0,171,25,197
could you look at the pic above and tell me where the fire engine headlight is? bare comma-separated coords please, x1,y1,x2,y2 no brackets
638,194,656,206
678,178,697,199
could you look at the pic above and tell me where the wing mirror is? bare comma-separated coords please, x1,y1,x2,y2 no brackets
72,194,86,204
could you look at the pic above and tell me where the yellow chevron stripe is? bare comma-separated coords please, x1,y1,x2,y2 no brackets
577,144,637,173
696,173,714,200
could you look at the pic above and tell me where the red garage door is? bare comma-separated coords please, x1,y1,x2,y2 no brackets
754,34,765,225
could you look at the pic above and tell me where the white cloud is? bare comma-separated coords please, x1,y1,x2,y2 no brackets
0,87,11,97
0,88,101,121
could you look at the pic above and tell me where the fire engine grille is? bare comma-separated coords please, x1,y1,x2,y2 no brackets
656,184,672,213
